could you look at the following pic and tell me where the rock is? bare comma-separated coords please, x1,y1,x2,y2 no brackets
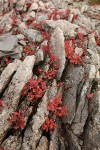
29,2,38,11
0,34,18,52
22,91,49,150
17,34,25,40
88,33,96,47
91,53,100,66
71,80,89,136
50,27,66,79
36,136,49,150
84,90,100,150
66,130,81,150
81,5,88,13
62,64,84,124
0,59,21,95
36,12,48,22
18,40,26,46
68,14,74,23
18,22,27,32
16,0,25,11
31,91,49,149
24,29,43,43
0,55,35,144
44,20,79,37
89,65,96,79
22,80,57,150
2,136,22,150
75,47,83,56
38,1,45,10
49,118,61,150
35,49,44,64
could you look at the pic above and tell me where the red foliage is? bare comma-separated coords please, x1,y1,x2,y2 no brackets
25,47,34,55
45,69,57,80
70,53,83,64
32,21,43,30
11,15,18,26
41,44,51,54
77,33,84,39
49,54,60,70
48,94,67,117
42,118,56,133
86,93,94,100
0,100,5,111
65,40,83,64
71,13,78,23
48,9,70,20
0,147,4,150
40,31,50,41
0,26,4,34
26,17,36,26
96,35,100,46
4,57,11,65
7,109,25,130
21,78,46,101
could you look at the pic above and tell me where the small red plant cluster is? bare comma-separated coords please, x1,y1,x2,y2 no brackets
65,40,83,64
24,46,34,56
42,118,56,133
0,147,4,150
48,94,67,117
45,54,60,80
4,57,11,65
11,15,18,26
96,35,100,46
86,93,94,100
0,100,5,111
7,109,25,130
42,94,67,133
48,9,70,20
22,78,46,101
32,21,43,30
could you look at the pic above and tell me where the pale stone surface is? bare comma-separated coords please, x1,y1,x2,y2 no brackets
24,29,43,43
0,55,35,144
63,64,84,124
44,20,79,37
50,27,66,79
0,34,18,52
0,59,21,95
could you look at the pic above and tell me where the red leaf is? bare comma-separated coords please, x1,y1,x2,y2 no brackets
87,93,94,99
0,100,5,111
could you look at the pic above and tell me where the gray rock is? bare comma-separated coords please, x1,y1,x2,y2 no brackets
36,136,49,150
44,20,79,37
24,29,43,43
22,80,57,150
0,55,35,144
0,34,18,52
84,90,100,150
66,130,81,150
62,64,84,124
75,47,83,56
16,0,25,11
35,49,44,64
2,136,22,150
50,27,66,79
71,80,89,136
88,34,96,49
29,2,38,11
0,59,21,95
22,91,49,150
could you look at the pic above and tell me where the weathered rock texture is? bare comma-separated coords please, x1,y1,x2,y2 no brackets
0,0,100,150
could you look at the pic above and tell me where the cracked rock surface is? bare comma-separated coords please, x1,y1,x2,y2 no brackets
0,0,100,150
